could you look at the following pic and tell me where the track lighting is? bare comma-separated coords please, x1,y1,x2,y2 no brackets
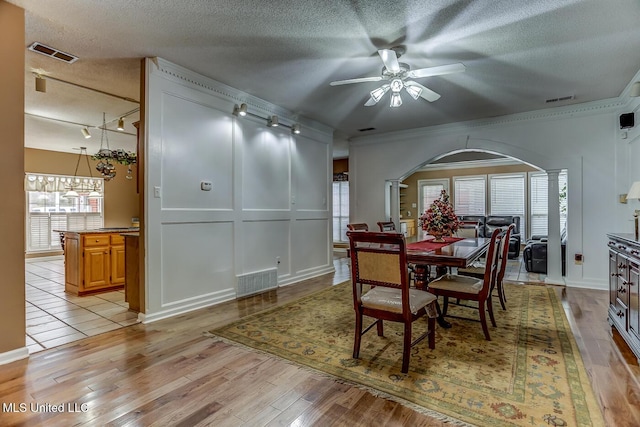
117,117,125,131
81,127,91,139
631,82,640,98
35,75,46,93
232,105,301,134
233,103,248,116
267,115,279,127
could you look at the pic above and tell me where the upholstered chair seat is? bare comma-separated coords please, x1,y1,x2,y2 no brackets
428,274,484,295
361,286,438,315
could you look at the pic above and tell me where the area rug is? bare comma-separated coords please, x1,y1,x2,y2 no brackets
208,282,604,427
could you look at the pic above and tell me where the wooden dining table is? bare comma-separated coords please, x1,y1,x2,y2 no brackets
406,235,491,289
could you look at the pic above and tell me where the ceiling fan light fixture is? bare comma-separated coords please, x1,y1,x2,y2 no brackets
390,92,402,108
370,84,390,103
390,78,403,92
405,84,422,100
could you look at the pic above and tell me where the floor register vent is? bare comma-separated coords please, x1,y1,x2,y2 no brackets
236,268,278,297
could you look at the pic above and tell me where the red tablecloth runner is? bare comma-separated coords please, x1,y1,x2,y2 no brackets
406,236,463,251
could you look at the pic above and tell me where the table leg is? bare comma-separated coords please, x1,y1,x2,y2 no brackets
413,264,430,290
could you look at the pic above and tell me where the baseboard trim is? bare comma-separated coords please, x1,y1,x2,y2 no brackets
139,289,236,324
0,347,29,365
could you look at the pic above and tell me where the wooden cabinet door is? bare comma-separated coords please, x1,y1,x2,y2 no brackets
83,246,110,290
629,260,640,339
609,250,619,312
110,245,126,285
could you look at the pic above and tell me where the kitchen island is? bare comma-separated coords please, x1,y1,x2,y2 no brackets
60,228,139,296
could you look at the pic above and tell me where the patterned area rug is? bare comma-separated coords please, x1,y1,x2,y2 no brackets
209,282,604,427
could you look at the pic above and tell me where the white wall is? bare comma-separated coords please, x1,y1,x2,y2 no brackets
349,93,640,290
142,58,334,322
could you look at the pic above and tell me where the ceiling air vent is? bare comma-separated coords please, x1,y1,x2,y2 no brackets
358,127,376,132
545,95,574,104
28,42,78,64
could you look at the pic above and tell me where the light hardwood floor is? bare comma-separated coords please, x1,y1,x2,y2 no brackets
2,253,639,426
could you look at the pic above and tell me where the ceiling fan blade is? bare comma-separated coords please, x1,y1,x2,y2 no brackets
329,76,383,86
378,49,400,72
407,63,466,79
364,97,378,106
405,81,441,102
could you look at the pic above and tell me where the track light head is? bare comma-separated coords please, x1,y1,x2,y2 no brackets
291,124,301,135
233,103,248,116
35,75,46,93
267,115,279,127
81,127,91,139
117,117,125,131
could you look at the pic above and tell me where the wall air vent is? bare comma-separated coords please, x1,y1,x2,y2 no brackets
28,42,78,64
545,95,574,103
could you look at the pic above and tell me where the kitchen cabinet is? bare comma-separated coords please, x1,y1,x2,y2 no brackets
63,230,136,295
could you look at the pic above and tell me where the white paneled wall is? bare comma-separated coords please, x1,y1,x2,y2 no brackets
142,58,333,323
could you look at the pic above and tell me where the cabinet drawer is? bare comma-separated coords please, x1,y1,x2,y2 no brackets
84,235,110,247
111,235,125,245
613,299,628,329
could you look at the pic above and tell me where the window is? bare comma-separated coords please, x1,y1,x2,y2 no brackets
417,179,449,216
453,176,486,215
489,173,526,236
332,180,349,242
25,173,104,253
529,171,567,237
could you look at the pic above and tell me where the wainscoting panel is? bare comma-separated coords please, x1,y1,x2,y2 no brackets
292,218,330,274
160,222,235,305
292,135,329,211
241,121,291,211
160,92,233,211
241,219,291,279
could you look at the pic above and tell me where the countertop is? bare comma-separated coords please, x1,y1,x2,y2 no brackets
54,228,140,234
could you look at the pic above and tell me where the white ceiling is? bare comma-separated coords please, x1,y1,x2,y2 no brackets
9,0,640,156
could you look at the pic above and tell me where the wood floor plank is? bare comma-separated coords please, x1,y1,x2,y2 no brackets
1,254,638,426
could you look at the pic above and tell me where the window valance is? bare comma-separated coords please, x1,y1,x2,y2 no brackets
25,173,103,194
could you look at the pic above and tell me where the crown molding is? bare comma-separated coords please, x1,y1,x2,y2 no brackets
350,96,626,146
418,157,523,171
148,57,333,137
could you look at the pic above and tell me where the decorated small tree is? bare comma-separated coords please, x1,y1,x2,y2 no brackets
419,190,460,242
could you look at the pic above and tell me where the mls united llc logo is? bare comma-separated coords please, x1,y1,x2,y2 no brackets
2,402,89,413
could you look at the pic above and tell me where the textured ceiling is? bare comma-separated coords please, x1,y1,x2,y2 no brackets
9,0,640,156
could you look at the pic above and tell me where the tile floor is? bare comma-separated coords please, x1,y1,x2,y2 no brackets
25,256,138,354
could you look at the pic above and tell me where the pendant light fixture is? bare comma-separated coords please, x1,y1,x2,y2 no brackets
64,147,103,199
94,112,116,181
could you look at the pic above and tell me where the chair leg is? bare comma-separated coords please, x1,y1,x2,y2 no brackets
497,280,507,310
442,296,449,316
487,296,497,327
376,319,384,336
353,312,363,358
478,301,491,341
428,317,436,349
402,322,412,373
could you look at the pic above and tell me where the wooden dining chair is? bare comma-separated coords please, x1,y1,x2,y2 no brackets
426,227,507,341
377,221,396,232
457,224,514,310
347,231,438,373
347,223,369,231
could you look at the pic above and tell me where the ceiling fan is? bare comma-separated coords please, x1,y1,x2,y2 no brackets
329,47,465,108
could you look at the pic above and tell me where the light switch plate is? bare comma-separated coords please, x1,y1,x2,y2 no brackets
201,181,212,191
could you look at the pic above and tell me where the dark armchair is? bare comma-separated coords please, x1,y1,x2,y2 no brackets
457,215,521,259
523,228,567,275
